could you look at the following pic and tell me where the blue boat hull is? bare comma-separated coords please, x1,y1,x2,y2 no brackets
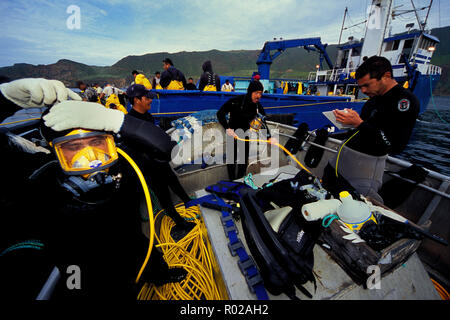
412,73,441,114
144,74,438,130
149,90,364,130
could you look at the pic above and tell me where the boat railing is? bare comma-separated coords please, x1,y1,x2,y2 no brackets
308,68,357,82
426,64,442,76
309,64,441,81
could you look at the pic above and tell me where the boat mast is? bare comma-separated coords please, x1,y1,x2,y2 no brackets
423,0,434,30
337,7,348,46
360,0,394,60
410,0,424,31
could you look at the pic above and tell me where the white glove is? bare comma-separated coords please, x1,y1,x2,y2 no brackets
43,100,125,133
0,78,81,108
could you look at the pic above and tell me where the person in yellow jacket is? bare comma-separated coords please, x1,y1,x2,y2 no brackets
132,70,152,90
160,58,187,90
105,93,128,114
297,82,303,95
283,81,289,94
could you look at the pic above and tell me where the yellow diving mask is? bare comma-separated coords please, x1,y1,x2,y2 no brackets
51,129,118,177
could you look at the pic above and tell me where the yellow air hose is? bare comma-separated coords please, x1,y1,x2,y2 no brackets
116,147,155,284
234,135,312,174
431,278,450,300
335,130,359,178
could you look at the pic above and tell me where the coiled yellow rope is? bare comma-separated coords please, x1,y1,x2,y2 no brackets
137,203,227,300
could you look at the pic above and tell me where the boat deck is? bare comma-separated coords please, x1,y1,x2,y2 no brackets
195,164,441,300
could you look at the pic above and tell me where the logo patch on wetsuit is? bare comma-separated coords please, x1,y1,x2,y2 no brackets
398,99,410,112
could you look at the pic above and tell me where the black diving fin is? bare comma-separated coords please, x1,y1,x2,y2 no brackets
284,122,309,155
239,191,299,299
379,164,428,208
240,191,318,299
304,126,330,168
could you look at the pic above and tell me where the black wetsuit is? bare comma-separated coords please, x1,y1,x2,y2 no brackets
217,93,268,180
322,84,420,199
128,107,155,123
345,84,420,156
0,105,181,300
125,108,191,206
217,94,267,132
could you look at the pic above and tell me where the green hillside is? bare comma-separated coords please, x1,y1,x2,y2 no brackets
0,26,448,94
430,26,450,95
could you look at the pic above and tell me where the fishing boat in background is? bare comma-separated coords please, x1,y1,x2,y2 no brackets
151,0,441,131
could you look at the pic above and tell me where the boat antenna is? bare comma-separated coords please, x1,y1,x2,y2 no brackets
337,7,348,46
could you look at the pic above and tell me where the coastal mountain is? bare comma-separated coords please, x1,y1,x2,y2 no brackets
0,26,448,94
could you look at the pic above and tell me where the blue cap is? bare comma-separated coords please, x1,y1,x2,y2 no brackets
126,84,157,99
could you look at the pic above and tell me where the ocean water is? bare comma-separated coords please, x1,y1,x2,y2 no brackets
396,95,450,176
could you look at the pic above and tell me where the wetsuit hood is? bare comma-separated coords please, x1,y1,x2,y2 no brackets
202,61,213,73
247,80,264,94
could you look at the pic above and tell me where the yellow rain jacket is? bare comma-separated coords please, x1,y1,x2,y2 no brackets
283,82,289,94
166,80,184,90
203,85,217,92
297,82,303,95
135,74,152,90
105,94,128,114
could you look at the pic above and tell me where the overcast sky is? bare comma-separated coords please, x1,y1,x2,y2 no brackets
0,0,448,67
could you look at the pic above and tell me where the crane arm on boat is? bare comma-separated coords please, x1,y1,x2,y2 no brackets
256,37,334,79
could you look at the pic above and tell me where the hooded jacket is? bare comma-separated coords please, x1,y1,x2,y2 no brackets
198,61,220,91
160,66,187,90
216,81,266,132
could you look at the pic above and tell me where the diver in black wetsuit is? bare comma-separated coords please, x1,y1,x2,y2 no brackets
217,80,277,180
0,79,188,299
124,84,195,233
322,56,420,202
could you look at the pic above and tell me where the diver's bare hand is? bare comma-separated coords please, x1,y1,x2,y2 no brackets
226,128,237,138
333,108,363,127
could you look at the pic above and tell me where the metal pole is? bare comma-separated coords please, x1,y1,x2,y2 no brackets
411,0,424,31
338,7,348,46
423,0,434,30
